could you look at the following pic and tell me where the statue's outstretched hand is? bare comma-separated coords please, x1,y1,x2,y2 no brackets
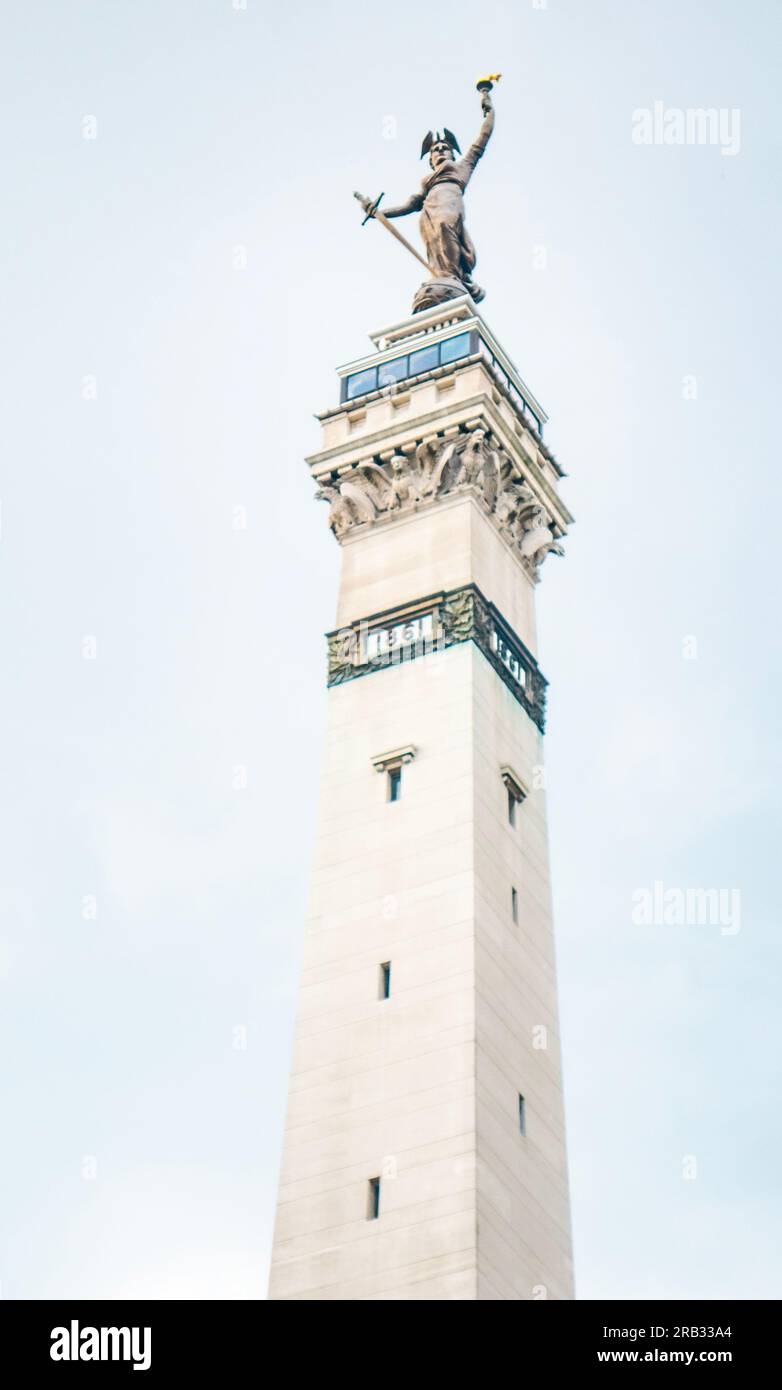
480,91,493,116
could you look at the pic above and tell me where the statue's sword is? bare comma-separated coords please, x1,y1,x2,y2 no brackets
353,191,431,274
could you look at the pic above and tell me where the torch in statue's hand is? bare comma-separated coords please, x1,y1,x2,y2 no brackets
476,72,501,115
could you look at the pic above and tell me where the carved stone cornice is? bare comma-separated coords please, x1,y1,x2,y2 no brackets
370,745,417,772
309,385,569,528
313,423,566,583
326,584,548,732
317,353,563,477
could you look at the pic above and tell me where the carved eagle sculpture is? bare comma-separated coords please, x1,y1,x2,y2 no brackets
313,483,356,539
518,507,565,570
430,428,502,511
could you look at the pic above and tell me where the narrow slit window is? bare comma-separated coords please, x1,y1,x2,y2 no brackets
368,1176,381,1220
388,767,402,802
511,886,519,923
379,961,391,1000
501,768,527,825
518,1094,526,1136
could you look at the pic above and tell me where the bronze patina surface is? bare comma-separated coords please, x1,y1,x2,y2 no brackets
356,82,496,312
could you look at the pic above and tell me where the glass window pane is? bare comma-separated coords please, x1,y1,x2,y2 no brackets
346,367,377,399
378,355,409,388
408,344,440,375
439,331,471,364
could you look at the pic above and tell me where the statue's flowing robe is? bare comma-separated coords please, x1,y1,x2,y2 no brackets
412,115,493,291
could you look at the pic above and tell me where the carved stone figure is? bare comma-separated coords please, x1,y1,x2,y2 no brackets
314,484,355,539
440,588,475,643
495,477,536,538
478,447,500,512
518,507,565,574
455,428,486,487
389,453,422,509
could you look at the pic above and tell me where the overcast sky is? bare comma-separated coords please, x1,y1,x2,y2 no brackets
1,0,780,1299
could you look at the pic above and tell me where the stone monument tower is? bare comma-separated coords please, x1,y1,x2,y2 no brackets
268,81,575,1301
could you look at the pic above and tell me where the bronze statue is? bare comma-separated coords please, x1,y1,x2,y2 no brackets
356,77,499,313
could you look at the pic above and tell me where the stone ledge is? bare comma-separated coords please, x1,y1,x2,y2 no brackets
326,584,548,733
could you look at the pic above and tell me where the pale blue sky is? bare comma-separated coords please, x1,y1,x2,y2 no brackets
1,0,780,1299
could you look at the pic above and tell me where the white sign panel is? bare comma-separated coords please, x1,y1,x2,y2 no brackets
491,628,527,689
366,613,434,661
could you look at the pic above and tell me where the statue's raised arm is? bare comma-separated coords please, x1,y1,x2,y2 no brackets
456,89,495,188
356,76,501,314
